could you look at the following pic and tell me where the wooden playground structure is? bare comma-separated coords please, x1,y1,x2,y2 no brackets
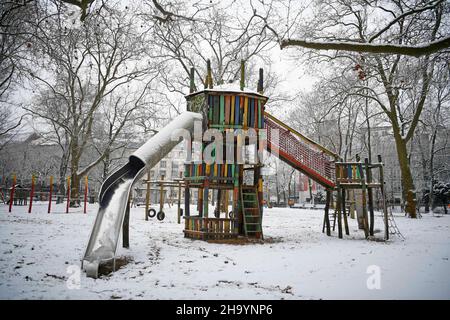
181,61,265,241
322,155,390,241
130,60,393,242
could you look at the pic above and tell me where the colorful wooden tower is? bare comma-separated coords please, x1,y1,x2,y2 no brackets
182,61,268,241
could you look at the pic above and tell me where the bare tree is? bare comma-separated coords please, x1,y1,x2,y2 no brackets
24,3,160,206
278,0,450,57
414,59,450,212
269,0,448,217
0,1,39,149
0,0,36,101
0,107,27,151
146,1,280,101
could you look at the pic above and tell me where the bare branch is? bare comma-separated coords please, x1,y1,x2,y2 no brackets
280,36,450,57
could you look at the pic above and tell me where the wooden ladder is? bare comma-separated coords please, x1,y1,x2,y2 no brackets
240,185,263,239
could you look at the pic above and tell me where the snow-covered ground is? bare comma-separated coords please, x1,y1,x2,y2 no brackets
0,201,449,300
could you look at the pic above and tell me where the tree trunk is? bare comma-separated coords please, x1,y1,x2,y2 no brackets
308,179,313,204
428,127,438,213
393,131,417,218
56,151,69,204
70,171,81,207
288,183,291,203
70,145,81,207
102,150,111,181
417,134,430,213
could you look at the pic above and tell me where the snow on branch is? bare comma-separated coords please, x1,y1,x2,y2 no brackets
280,36,450,57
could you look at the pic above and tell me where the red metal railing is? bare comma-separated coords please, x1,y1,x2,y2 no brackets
264,112,337,188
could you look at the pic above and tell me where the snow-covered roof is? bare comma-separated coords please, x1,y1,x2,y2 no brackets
185,82,268,100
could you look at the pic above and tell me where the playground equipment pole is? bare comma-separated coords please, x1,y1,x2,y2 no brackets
145,170,151,221
189,67,195,93
28,174,35,213
365,158,375,236
123,193,130,248
66,176,70,214
159,175,164,215
8,174,16,213
48,176,53,213
206,59,213,89
378,155,389,240
177,172,182,224
83,176,88,214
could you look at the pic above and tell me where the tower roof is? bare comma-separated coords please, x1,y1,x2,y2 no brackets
185,82,268,100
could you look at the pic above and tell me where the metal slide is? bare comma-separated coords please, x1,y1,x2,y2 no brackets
82,112,202,278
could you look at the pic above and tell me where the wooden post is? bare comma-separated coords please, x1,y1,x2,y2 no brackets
48,176,53,214
185,138,192,217
238,139,246,235
203,167,210,218
66,176,70,214
184,183,190,217
233,159,239,233
337,188,343,238
145,170,151,221
83,175,88,214
198,185,204,217
177,172,182,224
359,163,370,238
335,165,343,238
123,194,130,248
255,66,264,221
257,68,264,93
224,190,229,214
207,59,213,89
8,173,16,213
323,189,331,236
378,155,389,240
189,67,195,94
365,158,375,236
342,188,350,235
159,175,165,214
28,174,35,214
215,189,222,218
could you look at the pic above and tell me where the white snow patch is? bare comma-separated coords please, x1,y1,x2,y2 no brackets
0,203,449,299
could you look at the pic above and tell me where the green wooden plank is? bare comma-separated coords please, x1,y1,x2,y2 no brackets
220,95,225,126
225,95,230,125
